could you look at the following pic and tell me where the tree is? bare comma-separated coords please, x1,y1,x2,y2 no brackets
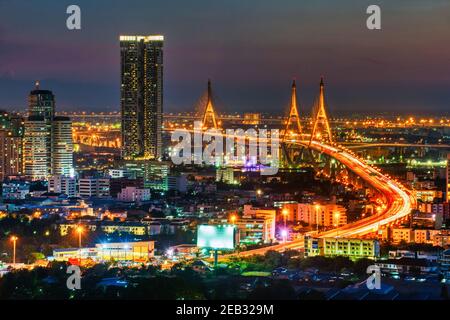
248,279,296,300
440,285,449,300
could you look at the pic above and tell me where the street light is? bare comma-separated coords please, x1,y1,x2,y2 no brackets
76,226,84,248
281,229,288,243
334,213,340,238
282,209,288,228
76,226,84,262
315,204,321,233
10,236,18,266
334,213,340,227
230,214,237,224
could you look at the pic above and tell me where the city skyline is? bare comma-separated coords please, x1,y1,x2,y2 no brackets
1,1,450,115
0,1,449,303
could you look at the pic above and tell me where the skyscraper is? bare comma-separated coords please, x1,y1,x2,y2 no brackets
52,116,74,176
120,35,164,160
23,116,51,179
447,153,450,202
23,82,73,180
0,111,23,181
24,83,54,179
28,81,55,119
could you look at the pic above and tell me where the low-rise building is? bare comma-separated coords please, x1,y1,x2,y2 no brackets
376,258,438,275
59,222,97,236
117,186,150,202
304,236,380,260
414,190,442,203
2,180,30,200
440,249,450,278
101,221,147,236
388,250,440,262
280,202,347,227
237,205,276,244
432,231,450,247
53,241,154,262
78,177,110,198
48,175,77,197
389,227,449,246
391,228,413,243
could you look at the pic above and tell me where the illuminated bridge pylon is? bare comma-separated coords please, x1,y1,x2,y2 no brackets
309,77,333,146
280,80,312,169
201,79,220,130
282,80,303,140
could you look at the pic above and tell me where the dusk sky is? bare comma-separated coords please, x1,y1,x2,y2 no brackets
1,0,450,115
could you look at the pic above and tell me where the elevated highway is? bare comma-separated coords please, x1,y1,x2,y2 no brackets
222,139,416,258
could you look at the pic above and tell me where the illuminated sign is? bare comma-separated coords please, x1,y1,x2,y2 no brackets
197,225,236,250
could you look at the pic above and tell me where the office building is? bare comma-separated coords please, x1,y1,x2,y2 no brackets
120,35,164,160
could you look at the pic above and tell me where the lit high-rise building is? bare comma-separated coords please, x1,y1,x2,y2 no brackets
0,131,23,181
447,153,450,202
23,82,73,180
0,111,23,181
52,117,74,176
120,35,164,160
28,81,55,119
23,116,52,179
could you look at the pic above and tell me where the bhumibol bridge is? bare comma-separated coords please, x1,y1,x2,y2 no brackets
168,78,416,256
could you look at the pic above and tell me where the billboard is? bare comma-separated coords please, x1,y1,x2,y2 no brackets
197,225,236,250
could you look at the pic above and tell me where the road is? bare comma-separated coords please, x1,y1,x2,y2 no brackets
345,142,450,149
167,127,416,258
221,139,416,258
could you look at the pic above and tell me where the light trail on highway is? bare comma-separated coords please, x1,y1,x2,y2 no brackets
167,127,417,257
223,138,416,257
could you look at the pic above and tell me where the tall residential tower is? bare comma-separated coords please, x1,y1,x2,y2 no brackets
0,111,24,181
23,82,73,180
120,35,164,160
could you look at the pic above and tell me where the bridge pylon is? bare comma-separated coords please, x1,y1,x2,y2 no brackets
309,77,333,146
280,80,311,168
201,79,220,130
282,80,303,140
